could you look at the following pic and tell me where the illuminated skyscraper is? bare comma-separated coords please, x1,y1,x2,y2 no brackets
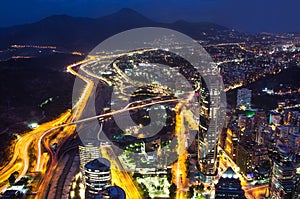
293,151,300,199
85,158,111,198
269,142,295,199
215,167,246,199
197,76,221,182
79,142,101,185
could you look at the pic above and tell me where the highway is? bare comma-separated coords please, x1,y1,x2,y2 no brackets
0,111,73,193
1,49,196,199
35,57,96,199
172,104,189,199
0,57,94,196
101,146,143,199
83,52,194,199
33,54,173,198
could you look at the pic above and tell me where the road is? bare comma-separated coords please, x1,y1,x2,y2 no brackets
172,104,189,199
218,148,268,199
34,54,163,198
101,146,143,199
1,49,196,199
35,58,95,199
0,111,72,193
0,58,92,195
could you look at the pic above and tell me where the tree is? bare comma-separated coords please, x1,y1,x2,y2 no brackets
132,172,142,179
167,173,172,183
169,183,177,199
189,186,194,198
195,183,204,192
140,183,150,199
8,174,16,186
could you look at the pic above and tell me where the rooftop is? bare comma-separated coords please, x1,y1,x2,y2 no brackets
85,158,111,171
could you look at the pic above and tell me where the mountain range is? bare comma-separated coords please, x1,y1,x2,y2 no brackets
0,8,235,52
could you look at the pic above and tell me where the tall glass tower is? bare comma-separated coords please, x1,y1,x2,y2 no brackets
270,143,295,199
197,76,221,182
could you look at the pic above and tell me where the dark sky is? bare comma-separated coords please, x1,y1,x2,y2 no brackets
1,0,300,33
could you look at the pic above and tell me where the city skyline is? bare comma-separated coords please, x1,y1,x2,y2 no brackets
0,3,300,199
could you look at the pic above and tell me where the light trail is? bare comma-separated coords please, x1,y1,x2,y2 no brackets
36,58,93,171
101,146,143,199
1,47,198,197
171,103,188,199
0,111,72,193
219,147,269,198
34,52,167,198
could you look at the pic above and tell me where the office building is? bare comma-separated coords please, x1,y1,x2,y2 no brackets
270,142,295,199
198,76,221,182
215,167,246,199
79,142,101,184
85,158,111,198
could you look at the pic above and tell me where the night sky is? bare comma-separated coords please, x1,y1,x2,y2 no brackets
1,0,300,33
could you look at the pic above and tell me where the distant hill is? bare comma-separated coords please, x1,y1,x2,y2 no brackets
0,8,233,52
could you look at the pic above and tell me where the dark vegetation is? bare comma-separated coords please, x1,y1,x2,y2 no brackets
226,64,300,110
0,53,84,167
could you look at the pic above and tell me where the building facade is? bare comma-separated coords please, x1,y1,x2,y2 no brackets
215,167,246,199
197,76,222,182
270,143,295,199
85,158,112,198
237,88,252,110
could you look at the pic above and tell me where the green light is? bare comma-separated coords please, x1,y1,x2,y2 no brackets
245,110,255,117
28,122,39,129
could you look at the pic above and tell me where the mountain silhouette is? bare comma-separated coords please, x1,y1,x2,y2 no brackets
0,8,231,52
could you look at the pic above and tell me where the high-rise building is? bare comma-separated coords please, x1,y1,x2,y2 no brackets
236,141,269,181
238,114,253,131
252,144,269,166
270,142,295,199
253,111,267,132
236,88,252,110
236,142,254,180
215,167,246,199
269,111,282,126
197,76,221,182
257,125,273,144
85,158,111,199
283,110,299,126
293,152,300,199
239,131,256,144
288,132,300,151
224,128,238,161
79,142,101,185
275,125,299,139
